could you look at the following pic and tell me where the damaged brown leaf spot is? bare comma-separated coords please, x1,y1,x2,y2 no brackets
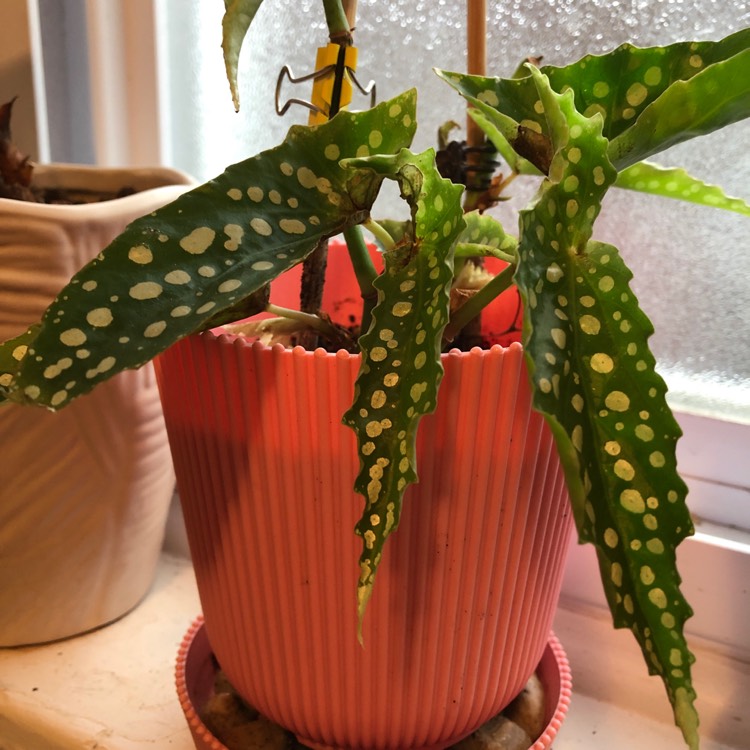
0,97,38,202
513,125,553,175
449,286,478,316
385,238,420,271
472,173,512,213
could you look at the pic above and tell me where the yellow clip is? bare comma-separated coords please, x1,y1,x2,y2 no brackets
309,44,358,124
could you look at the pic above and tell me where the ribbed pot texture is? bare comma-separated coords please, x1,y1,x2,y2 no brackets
156,329,573,750
0,164,191,646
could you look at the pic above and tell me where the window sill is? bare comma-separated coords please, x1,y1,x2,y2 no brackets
0,552,746,749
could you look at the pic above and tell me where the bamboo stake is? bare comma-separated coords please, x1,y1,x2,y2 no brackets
342,0,358,29
460,0,488,343
466,0,486,150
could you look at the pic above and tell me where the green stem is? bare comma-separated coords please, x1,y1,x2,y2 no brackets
322,0,352,42
266,304,327,329
343,225,378,335
363,218,395,252
266,304,338,337
443,262,517,342
455,242,517,264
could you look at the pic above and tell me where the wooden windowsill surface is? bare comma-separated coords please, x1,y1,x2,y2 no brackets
0,553,745,750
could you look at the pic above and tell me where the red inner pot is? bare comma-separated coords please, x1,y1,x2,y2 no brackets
263,240,523,347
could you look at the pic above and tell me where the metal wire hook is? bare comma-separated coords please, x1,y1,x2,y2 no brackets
348,68,376,109
274,57,376,119
275,64,335,117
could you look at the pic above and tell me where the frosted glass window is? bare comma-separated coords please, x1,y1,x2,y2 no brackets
157,0,750,420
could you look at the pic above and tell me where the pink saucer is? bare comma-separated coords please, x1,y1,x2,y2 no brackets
176,616,572,750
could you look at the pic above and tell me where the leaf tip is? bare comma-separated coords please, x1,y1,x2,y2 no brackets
674,686,700,750
356,578,373,647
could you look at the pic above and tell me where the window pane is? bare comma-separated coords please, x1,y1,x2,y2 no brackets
157,0,750,420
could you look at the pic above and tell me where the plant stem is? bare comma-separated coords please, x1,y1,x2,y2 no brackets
298,238,329,349
266,304,338,337
363,218,395,252
297,0,357,349
344,225,378,335
323,0,353,43
443,262,517,343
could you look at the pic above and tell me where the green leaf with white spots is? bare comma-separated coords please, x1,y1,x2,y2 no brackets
545,28,750,144
222,0,265,111
341,148,464,635
455,211,517,262
0,326,39,405
616,161,750,216
514,68,699,749
608,46,750,169
437,66,555,174
438,28,750,172
434,68,535,145
0,91,418,409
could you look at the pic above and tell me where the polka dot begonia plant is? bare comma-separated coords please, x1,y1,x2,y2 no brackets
2,8,749,747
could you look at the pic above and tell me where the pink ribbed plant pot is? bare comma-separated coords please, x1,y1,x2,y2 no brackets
156,318,573,750
0,164,192,646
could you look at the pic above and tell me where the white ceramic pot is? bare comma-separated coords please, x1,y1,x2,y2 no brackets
0,163,193,645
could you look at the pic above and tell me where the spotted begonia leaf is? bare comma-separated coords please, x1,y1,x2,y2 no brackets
341,148,464,634
221,0,265,111
616,161,750,217
466,100,750,215
0,91,417,409
437,28,750,172
513,68,698,748
0,326,39,405
607,47,750,169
